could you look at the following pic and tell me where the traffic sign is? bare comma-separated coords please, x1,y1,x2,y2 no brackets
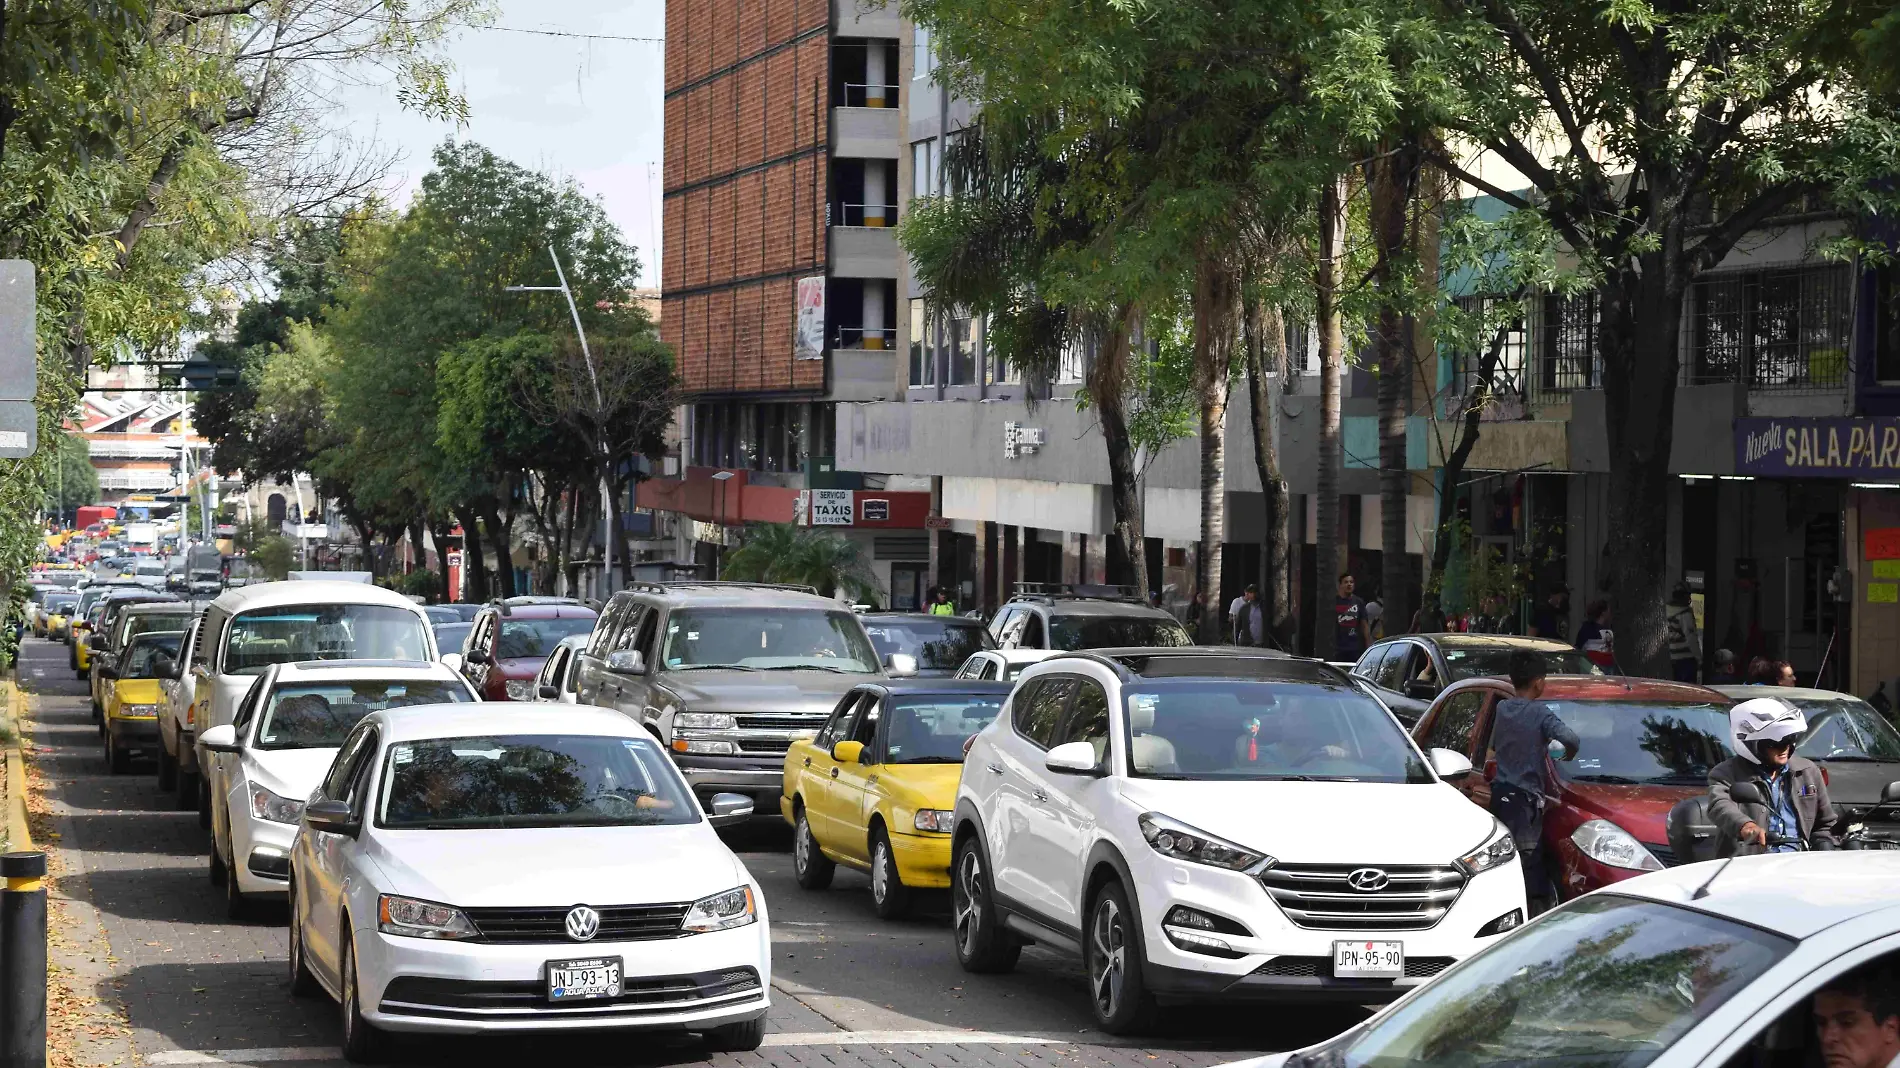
0,400,38,458
0,261,34,405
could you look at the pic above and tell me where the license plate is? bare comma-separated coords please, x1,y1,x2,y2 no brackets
1333,940,1404,979
547,957,622,1001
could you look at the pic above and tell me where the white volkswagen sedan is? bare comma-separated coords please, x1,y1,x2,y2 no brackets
196,660,477,918
286,704,768,1062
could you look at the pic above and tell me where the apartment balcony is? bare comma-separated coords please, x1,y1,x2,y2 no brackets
833,105,900,158
830,219,899,278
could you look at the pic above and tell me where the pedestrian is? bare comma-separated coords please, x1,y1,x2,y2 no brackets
1185,587,1205,634
1334,573,1369,659
1709,648,1740,684
1576,600,1615,670
1666,584,1701,683
1489,649,1580,913
1775,660,1797,686
1528,586,1570,641
929,586,956,616
1363,590,1386,641
1229,584,1265,647
1870,681,1893,717
1411,592,1447,634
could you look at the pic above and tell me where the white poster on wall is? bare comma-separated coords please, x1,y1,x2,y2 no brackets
794,276,826,360
809,489,854,525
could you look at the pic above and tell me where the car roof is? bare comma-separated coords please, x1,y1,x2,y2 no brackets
1045,646,1353,684
617,581,840,610
1711,685,1865,703
369,702,643,743
209,580,428,614
273,659,455,678
123,601,198,614
1609,853,1900,939
857,679,1017,697
1028,599,1178,619
1533,676,1728,702
862,612,984,625
490,603,597,619
556,633,590,649
1415,634,1581,653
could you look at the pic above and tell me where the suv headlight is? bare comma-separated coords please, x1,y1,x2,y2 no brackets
682,886,757,933
675,712,736,731
378,894,478,939
1571,819,1663,871
248,783,305,824
504,679,536,701
1456,820,1519,876
1138,812,1271,871
673,739,739,755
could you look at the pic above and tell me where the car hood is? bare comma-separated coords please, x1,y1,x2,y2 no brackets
245,747,342,803
365,822,746,907
657,670,870,714
1817,758,1900,807
496,657,545,680
112,679,164,705
1114,779,1498,864
1552,777,1701,845
877,763,964,810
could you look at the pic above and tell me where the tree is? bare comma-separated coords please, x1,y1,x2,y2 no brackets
723,524,883,603
43,432,99,518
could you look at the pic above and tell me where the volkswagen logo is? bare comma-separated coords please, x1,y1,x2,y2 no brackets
1345,868,1391,893
564,905,601,942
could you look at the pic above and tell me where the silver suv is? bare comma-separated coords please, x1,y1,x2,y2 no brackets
987,585,1192,651
574,581,894,816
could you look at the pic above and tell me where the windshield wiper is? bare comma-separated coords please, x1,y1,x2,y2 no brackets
1812,754,1882,762
1570,773,1643,784
671,664,756,672
758,664,864,674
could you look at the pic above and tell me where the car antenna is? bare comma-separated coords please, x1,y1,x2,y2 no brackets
1691,857,1734,900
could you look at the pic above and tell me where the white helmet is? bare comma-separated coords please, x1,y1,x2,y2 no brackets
1729,696,1807,764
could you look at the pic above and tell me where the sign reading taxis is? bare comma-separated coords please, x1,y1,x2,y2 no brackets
1736,417,1900,478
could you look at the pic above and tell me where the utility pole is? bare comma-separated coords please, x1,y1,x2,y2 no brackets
506,245,615,598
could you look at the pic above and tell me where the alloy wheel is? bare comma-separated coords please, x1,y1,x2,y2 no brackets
794,817,813,872
871,840,891,902
953,848,983,954
1091,896,1127,1019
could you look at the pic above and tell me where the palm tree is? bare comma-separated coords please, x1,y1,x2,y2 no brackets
722,524,883,604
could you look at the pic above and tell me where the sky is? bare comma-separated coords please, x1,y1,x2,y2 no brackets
332,1,668,284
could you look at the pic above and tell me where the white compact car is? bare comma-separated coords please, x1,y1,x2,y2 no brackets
197,660,478,916
286,704,768,1062
953,647,1526,1033
532,634,589,704
953,648,1057,683
1227,852,1900,1068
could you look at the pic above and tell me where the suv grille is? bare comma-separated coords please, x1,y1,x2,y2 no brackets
1253,956,1455,979
734,713,822,730
462,903,689,944
1259,864,1465,931
735,738,793,756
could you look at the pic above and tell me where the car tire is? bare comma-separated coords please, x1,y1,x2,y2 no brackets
176,767,198,813
869,827,911,919
223,847,250,920
704,1015,766,1052
339,933,387,1064
1085,880,1157,1035
208,837,227,886
287,878,321,997
91,697,102,723
950,835,1019,974
792,807,834,890
198,774,212,829
157,743,177,790
105,733,130,775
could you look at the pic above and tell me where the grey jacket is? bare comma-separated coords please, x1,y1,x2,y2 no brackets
1707,755,1839,855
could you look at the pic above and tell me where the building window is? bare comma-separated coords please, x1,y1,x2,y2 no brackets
912,25,935,78
909,299,936,387
1540,292,1600,394
1691,263,1851,392
1877,264,1900,385
948,308,977,385
1058,334,1087,384
1449,295,1527,399
910,139,936,201
984,316,1016,385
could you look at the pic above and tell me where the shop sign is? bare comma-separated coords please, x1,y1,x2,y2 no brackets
1004,421,1044,459
808,489,854,525
1736,416,1900,477
1867,528,1900,560
861,498,890,521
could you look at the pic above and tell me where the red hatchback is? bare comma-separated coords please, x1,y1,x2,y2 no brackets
461,598,598,701
1410,675,1732,900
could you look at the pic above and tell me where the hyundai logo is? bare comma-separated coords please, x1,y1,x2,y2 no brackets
565,905,601,942
1345,868,1391,893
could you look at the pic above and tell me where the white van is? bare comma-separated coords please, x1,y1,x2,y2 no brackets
154,580,437,822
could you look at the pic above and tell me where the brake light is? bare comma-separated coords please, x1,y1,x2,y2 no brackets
186,703,195,726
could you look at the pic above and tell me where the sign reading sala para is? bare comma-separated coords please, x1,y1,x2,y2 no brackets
1735,416,1900,478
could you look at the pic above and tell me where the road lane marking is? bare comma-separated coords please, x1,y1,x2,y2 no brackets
148,1049,334,1065
144,1031,1062,1063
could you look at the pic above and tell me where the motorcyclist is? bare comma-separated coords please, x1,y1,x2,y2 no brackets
1708,696,1839,854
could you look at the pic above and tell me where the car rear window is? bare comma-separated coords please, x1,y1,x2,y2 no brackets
862,618,994,669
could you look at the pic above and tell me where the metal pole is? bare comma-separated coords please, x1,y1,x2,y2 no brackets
2,851,47,1068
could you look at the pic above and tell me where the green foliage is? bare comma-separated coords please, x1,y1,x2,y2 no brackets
43,432,100,514
251,536,295,581
722,524,883,603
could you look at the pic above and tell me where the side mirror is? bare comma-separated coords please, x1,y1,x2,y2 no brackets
1045,740,1103,776
537,683,559,700
1404,679,1441,701
98,662,118,680
885,653,918,678
1730,781,1766,806
1882,781,1900,804
199,723,242,754
152,654,178,680
464,648,491,666
303,799,359,835
606,650,647,675
1429,747,1474,780
706,793,754,819
831,740,865,764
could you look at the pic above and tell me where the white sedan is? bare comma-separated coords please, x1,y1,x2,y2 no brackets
532,633,589,703
950,648,1054,682
286,704,768,1062
197,660,477,918
1226,852,1900,1068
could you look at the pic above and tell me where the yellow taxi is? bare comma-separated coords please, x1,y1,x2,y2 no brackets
781,680,1010,917
72,603,107,674
101,630,184,773
42,597,77,640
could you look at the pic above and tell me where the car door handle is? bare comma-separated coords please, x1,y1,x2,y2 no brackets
1032,789,1049,803
830,767,840,779
986,763,1004,775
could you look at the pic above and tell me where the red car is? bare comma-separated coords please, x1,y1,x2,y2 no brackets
461,597,598,701
1410,675,1731,900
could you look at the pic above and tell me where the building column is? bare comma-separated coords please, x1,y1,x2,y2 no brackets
1063,532,1082,585
865,42,889,108
1001,524,1020,601
977,521,996,617
862,273,886,348
863,160,889,229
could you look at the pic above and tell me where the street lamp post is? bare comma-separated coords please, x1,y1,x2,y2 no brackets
710,470,735,579
507,244,615,599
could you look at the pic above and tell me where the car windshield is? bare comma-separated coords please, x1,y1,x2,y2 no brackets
1545,701,1731,786
124,610,188,641
256,680,473,750
862,618,994,669
1124,680,1432,782
222,604,431,675
136,563,164,577
1330,894,1792,1068
883,695,1005,763
661,607,879,673
433,622,473,653
496,617,596,660
122,633,183,678
377,734,698,828
47,595,78,612
1440,644,1603,682
1050,614,1193,651
1793,698,1900,761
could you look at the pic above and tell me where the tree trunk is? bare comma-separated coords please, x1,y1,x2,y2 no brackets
483,500,516,599
1092,304,1149,599
407,518,426,574
456,505,489,603
1431,304,1517,583
431,517,456,603
1601,258,1684,678
1372,145,1419,638
1247,299,1294,649
1193,256,1238,642
1314,176,1349,659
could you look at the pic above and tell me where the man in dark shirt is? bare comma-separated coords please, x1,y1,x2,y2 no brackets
1334,573,1368,659
1527,586,1569,641
1490,650,1580,913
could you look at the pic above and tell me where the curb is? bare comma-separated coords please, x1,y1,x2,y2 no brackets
2,677,29,852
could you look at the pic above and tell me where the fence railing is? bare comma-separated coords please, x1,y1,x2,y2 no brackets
839,82,899,108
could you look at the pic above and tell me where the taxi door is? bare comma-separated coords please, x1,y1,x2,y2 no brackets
796,691,863,846
826,692,884,865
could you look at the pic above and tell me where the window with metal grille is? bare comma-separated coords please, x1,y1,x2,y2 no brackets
1449,296,1527,401
1690,264,1852,392
1540,292,1600,394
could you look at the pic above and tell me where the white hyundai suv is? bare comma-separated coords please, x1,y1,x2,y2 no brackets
952,647,1527,1032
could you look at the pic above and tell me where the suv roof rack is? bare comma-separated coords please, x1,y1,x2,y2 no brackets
1007,582,1144,604
623,580,821,597
1046,647,1350,684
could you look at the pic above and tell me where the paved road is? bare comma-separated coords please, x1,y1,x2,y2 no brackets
18,637,1367,1068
